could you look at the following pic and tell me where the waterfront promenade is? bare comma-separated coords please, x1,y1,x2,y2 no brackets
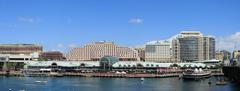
0,70,224,78
64,72,180,78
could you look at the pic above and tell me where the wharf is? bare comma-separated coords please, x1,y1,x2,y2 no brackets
0,71,224,78
64,72,180,78
0,71,24,77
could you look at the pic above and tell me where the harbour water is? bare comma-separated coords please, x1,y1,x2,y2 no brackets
0,76,239,91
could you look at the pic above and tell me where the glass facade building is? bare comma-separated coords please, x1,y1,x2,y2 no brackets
178,37,199,62
172,31,215,62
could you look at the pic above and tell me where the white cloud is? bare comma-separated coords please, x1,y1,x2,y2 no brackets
129,18,143,24
134,44,145,48
216,32,240,51
57,44,64,48
68,44,76,48
17,16,36,23
50,49,61,52
230,32,240,41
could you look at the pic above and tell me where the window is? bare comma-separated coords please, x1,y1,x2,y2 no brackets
146,64,149,67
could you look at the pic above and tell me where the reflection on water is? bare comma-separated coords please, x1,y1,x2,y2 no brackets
0,76,239,91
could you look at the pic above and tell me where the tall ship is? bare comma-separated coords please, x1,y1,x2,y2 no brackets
182,68,211,80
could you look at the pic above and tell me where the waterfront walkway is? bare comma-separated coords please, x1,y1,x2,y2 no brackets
64,72,180,78
0,71,224,78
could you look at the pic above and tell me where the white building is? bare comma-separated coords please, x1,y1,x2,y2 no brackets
66,41,139,61
145,40,172,62
0,53,39,61
172,31,215,62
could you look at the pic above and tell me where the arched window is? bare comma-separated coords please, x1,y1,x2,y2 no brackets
80,63,85,67
51,62,57,66
146,64,149,67
136,63,143,68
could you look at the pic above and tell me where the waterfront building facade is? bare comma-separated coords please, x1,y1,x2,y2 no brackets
0,54,35,61
26,58,207,73
39,51,65,61
0,44,42,55
172,31,215,62
232,50,240,59
232,50,240,63
220,50,231,61
215,51,224,61
66,41,139,61
145,40,171,62
0,44,43,61
135,48,145,61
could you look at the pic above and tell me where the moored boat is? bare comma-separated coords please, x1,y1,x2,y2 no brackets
216,81,227,85
49,72,64,77
182,68,211,80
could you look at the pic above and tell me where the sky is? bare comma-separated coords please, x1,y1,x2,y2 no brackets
0,0,240,52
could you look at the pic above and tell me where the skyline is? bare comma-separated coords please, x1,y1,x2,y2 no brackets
0,0,240,52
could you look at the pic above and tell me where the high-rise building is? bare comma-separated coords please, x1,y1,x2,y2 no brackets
145,40,171,62
66,41,139,61
172,31,215,62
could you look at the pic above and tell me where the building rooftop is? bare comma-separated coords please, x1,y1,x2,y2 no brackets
0,44,42,47
146,40,170,45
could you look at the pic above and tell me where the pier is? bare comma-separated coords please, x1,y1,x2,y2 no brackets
0,69,224,78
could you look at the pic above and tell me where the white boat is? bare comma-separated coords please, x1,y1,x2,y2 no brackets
49,72,64,77
35,80,48,83
182,68,211,80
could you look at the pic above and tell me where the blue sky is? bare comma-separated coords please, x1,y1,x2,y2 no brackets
0,0,240,52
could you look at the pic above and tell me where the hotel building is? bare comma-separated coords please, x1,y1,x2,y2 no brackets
145,40,171,62
66,41,139,61
0,44,43,61
0,44,42,55
172,31,215,62
39,51,65,61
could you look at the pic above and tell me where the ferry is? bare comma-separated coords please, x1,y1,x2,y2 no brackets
182,68,211,80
